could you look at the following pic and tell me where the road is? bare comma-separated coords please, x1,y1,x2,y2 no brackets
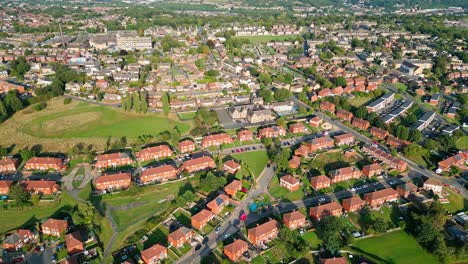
176,165,276,264
291,96,468,198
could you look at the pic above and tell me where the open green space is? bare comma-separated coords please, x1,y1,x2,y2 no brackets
177,112,197,120
301,231,322,249
269,175,305,201
456,136,468,150
351,230,437,264
233,35,297,44
0,192,78,234
443,187,467,214
310,151,349,174
348,94,374,107
232,150,269,177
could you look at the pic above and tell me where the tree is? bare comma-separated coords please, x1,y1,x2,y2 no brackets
133,92,141,112
9,185,31,207
19,148,35,163
72,202,95,227
355,106,367,119
274,148,291,171
409,129,423,142
259,88,273,104
258,73,272,85
373,217,388,233
140,92,148,113
316,216,344,254
4,91,23,113
0,100,7,122
162,92,170,115
276,117,286,127
334,76,347,87
274,88,291,102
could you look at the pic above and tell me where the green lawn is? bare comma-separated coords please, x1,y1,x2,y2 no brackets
310,151,349,174
348,95,374,107
351,230,437,264
393,82,408,92
301,231,322,249
456,136,468,150
233,35,298,44
0,192,78,234
268,175,305,201
443,187,467,214
232,150,269,177
177,112,197,120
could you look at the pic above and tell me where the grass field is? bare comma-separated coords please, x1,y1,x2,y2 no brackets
310,151,350,174
443,187,467,214
351,230,437,264
233,35,298,44
0,97,190,152
456,136,468,150
348,95,374,107
0,192,78,234
232,150,269,177
301,231,322,249
269,175,305,201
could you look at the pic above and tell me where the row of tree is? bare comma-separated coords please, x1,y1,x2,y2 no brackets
121,91,149,113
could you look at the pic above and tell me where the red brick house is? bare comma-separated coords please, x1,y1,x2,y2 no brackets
396,182,418,198
24,157,64,171
224,180,242,197
237,129,254,142
310,175,331,190
65,231,83,255
168,227,193,248
224,239,248,262
352,118,370,131
318,88,331,98
334,133,354,146
331,86,344,96
94,172,132,192
201,133,233,148
328,167,361,184
386,135,410,149
247,220,279,246
308,136,335,152
295,145,310,157
320,101,336,113
289,123,306,134
0,158,18,173
191,209,214,230
224,160,241,174
309,201,343,220
22,180,59,195
179,156,216,174
336,109,353,122
140,165,177,184
2,230,36,251
283,211,306,230
0,180,13,195
362,144,407,172
437,151,468,172
289,156,301,169
280,175,300,192
135,145,173,162
207,194,230,215
257,126,286,139
95,152,133,170
364,188,399,207
370,127,388,140
42,219,68,237
178,140,196,153
362,163,382,178
342,196,365,213
309,116,322,127
141,244,167,264
319,257,348,264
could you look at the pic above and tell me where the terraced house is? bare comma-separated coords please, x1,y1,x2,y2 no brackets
24,157,64,171
237,129,254,142
247,220,279,246
342,196,365,213
95,152,133,170
135,145,173,162
309,201,343,220
0,157,18,172
0,180,13,195
307,136,335,152
328,166,361,183
334,133,354,146
201,133,233,148
257,126,287,138
191,209,215,230
178,140,196,153
224,180,242,197
94,172,132,192
2,230,36,251
364,188,399,207
224,239,248,262
207,194,230,215
22,180,59,195
168,227,193,248
179,156,216,173
283,211,306,230
141,244,167,264
139,165,177,185
310,175,331,190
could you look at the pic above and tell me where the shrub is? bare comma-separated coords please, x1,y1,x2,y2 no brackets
33,102,47,111
63,97,72,104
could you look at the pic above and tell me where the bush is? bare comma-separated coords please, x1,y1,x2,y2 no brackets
63,97,72,104
33,102,47,111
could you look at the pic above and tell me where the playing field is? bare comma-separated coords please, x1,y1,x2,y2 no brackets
0,97,190,152
351,230,437,264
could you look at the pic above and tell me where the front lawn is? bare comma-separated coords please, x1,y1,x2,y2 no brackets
232,150,269,177
456,136,468,150
301,231,322,249
268,175,305,201
443,187,467,214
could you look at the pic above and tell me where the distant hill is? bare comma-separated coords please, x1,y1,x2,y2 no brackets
349,0,468,9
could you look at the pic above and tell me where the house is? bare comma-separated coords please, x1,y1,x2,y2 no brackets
328,167,361,184
22,180,59,195
258,126,286,138
191,209,214,230
362,163,382,178
2,230,36,251
423,178,443,194
141,244,167,264
178,140,196,153
140,165,177,184
224,180,242,197
95,152,133,170
370,127,388,140
295,145,310,157
247,220,279,246
309,201,343,220
0,158,18,172
289,123,306,134
136,145,173,162
309,116,322,127
280,175,300,192
224,239,248,262
42,219,68,237
179,156,216,173
201,133,233,148
65,232,83,255
363,188,399,207
207,194,230,214
320,101,335,113
362,144,407,172
224,160,241,174
319,257,348,264
168,227,193,248
429,93,440,106
396,182,418,198
334,133,354,146
0,180,13,195
308,136,335,152
289,156,301,169
336,110,353,122
24,157,64,171
310,175,331,190
386,135,410,149
94,172,132,192
366,92,394,112
437,152,467,172
352,118,370,130
237,129,254,142
283,211,306,230
342,196,365,213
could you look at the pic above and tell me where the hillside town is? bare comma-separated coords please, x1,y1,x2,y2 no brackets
0,0,467,264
